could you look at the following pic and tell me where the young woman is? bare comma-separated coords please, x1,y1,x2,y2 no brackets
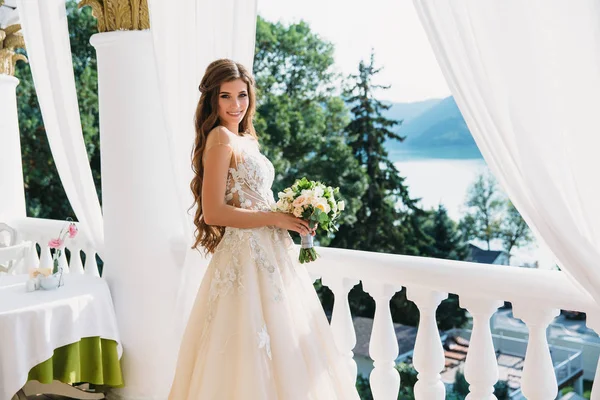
168,59,360,399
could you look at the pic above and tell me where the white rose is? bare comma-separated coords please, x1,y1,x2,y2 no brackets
313,186,324,197
337,200,345,211
314,198,331,214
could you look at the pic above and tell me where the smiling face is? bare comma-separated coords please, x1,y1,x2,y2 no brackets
217,78,249,134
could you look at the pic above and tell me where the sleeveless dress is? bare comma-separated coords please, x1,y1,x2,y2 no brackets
168,133,360,399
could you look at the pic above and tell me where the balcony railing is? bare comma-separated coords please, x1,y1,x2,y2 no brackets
306,246,599,400
4,217,599,399
4,217,101,277
441,327,583,397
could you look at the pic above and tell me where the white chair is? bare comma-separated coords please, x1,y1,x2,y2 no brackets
0,223,30,275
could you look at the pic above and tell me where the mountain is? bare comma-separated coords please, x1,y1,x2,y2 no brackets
385,96,483,160
382,98,442,125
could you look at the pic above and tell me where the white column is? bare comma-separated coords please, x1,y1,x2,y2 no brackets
322,275,359,380
460,297,502,400
407,287,447,400
91,31,184,400
0,75,26,221
362,280,402,400
512,304,559,400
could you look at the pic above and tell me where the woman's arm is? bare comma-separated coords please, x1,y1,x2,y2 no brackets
201,128,311,235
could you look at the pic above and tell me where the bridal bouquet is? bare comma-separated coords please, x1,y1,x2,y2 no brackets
274,177,345,264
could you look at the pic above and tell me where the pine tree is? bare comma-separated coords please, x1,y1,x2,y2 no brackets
331,50,426,254
423,204,469,261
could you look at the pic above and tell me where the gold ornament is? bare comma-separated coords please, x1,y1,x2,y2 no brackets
0,23,27,76
79,0,150,33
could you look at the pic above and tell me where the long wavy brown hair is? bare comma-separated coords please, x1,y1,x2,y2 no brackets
190,59,258,254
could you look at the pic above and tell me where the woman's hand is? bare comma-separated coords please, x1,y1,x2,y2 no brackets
270,212,316,236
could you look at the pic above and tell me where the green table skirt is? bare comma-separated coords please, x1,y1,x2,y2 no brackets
27,337,124,388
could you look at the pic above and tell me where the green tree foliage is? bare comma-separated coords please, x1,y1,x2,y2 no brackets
454,369,510,400
322,51,465,331
355,374,373,400
253,16,368,236
15,1,100,219
422,204,468,261
331,50,426,254
499,200,533,260
459,172,503,250
460,173,532,259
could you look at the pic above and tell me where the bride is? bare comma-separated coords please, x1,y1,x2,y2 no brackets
168,59,361,399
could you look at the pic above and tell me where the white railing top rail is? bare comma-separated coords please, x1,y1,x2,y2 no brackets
307,246,598,315
2,216,101,276
3,217,94,251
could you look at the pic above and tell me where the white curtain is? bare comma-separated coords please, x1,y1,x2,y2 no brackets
413,0,600,303
146,0,258,334
16,0,104,254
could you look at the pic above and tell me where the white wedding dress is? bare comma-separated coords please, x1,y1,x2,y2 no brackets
168,134,360,399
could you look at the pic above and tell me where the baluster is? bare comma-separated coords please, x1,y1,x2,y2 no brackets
26,241,40,270
40,244,53,269
362,280,402,400
69,248,84,275
322,275,360,380
407,287,447,400
460,297,502,400
309,271,321,283
512,304,559,400
58,248,69,273
84,250,100,277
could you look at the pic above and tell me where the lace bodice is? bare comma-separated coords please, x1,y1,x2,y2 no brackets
223,136,276,211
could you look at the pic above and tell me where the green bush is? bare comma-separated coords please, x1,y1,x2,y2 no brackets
396,362,418,389
560,386,575,396
453,370,470,395
355,374,373,400
494,380,510,400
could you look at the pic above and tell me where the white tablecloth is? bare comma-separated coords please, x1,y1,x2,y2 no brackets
0,274,121,400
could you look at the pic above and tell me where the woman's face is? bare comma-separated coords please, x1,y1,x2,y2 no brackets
217,78,249,133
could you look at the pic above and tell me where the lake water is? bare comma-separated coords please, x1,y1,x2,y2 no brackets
391,152,551,268
394,157,488,221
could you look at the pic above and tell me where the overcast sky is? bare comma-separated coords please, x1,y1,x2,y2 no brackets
257,0,451,103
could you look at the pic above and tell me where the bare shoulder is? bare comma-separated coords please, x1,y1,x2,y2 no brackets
206,126,235,147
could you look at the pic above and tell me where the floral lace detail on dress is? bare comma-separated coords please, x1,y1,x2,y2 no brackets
249,231,284,302
257,324,272,360
225,141,276,211
199,229,249,344
208,268,244,302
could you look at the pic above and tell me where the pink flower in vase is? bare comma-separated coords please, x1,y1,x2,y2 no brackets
68,223,78,238
48,238,64,249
